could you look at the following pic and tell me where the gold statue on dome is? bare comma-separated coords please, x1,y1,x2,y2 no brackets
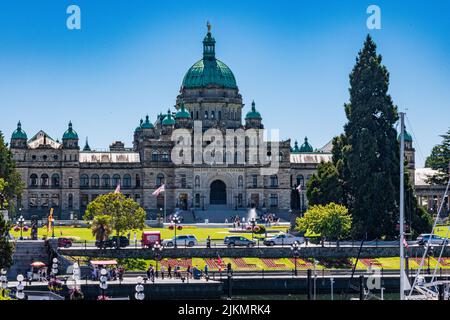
207,21,211,32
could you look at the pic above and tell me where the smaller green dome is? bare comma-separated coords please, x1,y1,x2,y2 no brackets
245,100,262,120
398,129,412,142
299,137,313,153
11,121,27,140
83,137,91,151
162,110,175,126
291,140,300,153
141,115,154,129
62,121,78,140
135,119,144,132
175,103,191,119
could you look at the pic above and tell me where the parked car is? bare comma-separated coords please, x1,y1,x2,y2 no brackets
141,231,161,248
224,236,256,247
95,236,130,248
58,237,73,248
416,234,449,246
162,235,197,247
264,233,305,246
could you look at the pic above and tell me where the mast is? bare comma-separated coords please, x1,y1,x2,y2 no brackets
399,112,405,300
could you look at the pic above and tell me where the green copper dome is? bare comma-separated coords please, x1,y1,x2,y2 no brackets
398,129,412,142
299,137,313,153
175,103,191,119
11,121,27,140
141,115,154,129
83,137,91,151
291,140,300,153
135,119,143,132
181,23,237,90
245,101,262,120
62,121,78,140
162,110,175,126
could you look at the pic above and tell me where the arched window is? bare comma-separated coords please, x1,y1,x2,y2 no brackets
238,176,243,188
218,111,221,120
102,174,110,188
30,174,38,187
278,152,283,162
41,174,49,187
161,152,169,162
123,174,132,188
270,175,278,188
51,174,60,187
156,173,165,187
80,174,89,187
297,175,305,187
195,176,200,188
152,151,159,162
205,111,208,119
211,111,215,119
135,174,141,188
112,174,121,187
196,111,199,119
91,174,100,188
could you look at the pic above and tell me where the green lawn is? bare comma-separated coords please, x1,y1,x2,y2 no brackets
10,225,289,242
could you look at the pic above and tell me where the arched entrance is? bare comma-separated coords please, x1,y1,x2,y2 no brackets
210,180,227,205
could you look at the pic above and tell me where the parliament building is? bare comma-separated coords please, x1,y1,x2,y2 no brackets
8,25,419,221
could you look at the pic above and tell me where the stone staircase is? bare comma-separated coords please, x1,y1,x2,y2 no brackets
7,240,50,280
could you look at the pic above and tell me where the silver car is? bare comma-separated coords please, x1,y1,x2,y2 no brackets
264,233,305,246
162,235,198,247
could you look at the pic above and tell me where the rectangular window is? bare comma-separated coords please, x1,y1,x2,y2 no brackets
252,175,257,188
180,174,186,188
270,194,278,208
68,178,73,188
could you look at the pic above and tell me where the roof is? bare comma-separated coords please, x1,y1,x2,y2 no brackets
79,152,140,163
162,110,176,125
245,101,262,120
11,121,27,140
63,121,78,140
290,153,332,164
415,168,439,186
141,115,154,129
27,131,61,149
175,104,191,119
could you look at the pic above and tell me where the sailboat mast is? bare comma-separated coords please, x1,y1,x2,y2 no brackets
399,112,405,300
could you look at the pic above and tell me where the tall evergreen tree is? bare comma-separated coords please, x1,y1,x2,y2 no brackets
306,161,343,206
0,178,13,270
0,131,23,215
340,35,401,239
425,128,450,184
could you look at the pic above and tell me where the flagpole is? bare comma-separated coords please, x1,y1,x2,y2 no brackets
164,184,167,224
399,112,405,300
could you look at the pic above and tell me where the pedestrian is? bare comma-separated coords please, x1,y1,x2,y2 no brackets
149,265,155,283
187,266,191,279
168,265,172,279
204,264,209,277
160,265,165,280
206,235,211,248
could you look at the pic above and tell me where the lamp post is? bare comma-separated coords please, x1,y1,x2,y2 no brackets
17,215,25,240
152,242,163,278
0,269,8,297
99,268,108,299
250,217,256,240
171,216,182,248
51,257,59,278
15,274,25,300
313,260,319,300
135,276,145,300
291,241,300,276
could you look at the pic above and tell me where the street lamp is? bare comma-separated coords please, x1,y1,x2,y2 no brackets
135,276,145,300
313,260,319,300
249,217,256,240
0,269,8,297
170,216,182,248
291,241,300,276
51,257,59,277
99,268,108,299
17,215,25,240
152,242,163,278
15,274,25,300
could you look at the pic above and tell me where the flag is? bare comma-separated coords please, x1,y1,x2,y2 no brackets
152,184,165,196
296,184,302,193
114,184,121,194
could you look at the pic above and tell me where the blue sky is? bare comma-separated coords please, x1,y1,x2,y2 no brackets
0,0,449,166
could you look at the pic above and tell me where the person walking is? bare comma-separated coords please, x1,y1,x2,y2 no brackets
206,235,211,248
204,264,209,277
160,265,165,280
186,266,191,279
168,265,172,279
149,265,155,283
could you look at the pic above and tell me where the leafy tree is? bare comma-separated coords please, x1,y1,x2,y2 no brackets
425,128,450,184
0,178,13,270
91,215,113,241
296,203,352,241
84,193,146,243
306,161,343,206
0,131,23,216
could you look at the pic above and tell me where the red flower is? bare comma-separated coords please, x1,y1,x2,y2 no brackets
177,225,183,230
168,225,174,230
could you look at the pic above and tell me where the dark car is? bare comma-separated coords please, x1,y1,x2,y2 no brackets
58,237,73,248
224,236,255,247
95,236,130,248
